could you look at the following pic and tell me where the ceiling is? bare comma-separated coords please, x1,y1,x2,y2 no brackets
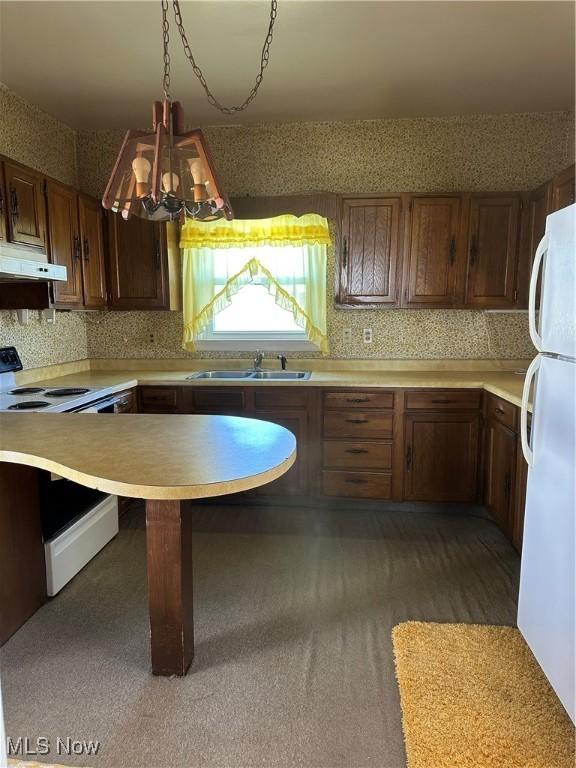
0,1,574,129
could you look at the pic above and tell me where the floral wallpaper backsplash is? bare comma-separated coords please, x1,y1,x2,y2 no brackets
0,311,88,369
82,308,534,362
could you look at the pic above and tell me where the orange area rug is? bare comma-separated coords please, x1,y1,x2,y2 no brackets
392,622,575,768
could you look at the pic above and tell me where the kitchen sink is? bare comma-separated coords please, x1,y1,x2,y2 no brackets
187,371,254,379
251,371,311,380
186,370,311,381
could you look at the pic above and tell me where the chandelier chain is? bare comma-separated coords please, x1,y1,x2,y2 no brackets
161,0,172,99
171,0,278,115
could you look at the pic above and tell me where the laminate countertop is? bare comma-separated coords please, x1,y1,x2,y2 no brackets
0,413,296,500
23,368,530,409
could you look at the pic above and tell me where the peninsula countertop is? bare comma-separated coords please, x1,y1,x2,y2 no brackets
0,413,297,500
18,367,530,409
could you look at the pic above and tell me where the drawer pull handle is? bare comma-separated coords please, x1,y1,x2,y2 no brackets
346,398,370,403
345,477,368,484
494,407,505,415
345,418,369,424
431,399,456,404
345,448,369,454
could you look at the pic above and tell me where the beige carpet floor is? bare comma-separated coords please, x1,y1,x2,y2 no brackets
1,502,521,768
393,622,575,768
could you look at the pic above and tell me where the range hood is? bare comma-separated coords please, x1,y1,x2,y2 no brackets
0,243,67,282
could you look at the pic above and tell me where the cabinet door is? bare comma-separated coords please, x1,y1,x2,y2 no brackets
45,180,83,308
404,413,480,502
4,161,47,250
517,183,552,308
107,214,168,310
253,410,308,496
402,196,462,307
512,432,528,553
79,195,107,309
0,165,7,242
551,164,575,212
338,197,402,305
465,195,521,308
484,418,516,537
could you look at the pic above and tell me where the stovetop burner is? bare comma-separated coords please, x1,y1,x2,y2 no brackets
8,401,50,410
45,388,91,397
9,387,45,395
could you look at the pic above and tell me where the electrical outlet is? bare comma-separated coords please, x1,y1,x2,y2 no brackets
149,333,156,344
363,328,373,344
343,327,352,343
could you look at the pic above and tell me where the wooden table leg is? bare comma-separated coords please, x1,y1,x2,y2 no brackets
145,499,194,676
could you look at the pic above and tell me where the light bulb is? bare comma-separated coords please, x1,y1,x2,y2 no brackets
162,172,180,193
188,158,208,202
131,156,151,197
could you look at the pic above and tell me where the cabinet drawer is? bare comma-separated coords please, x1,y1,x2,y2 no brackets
322,470,392,499
323,411,393,439
139,387,179,412
113,389,136,414
324,391,394,409
485,393,517,430
254,389,309,410
322,441,392,470
192,389,244,411
405,389,482,411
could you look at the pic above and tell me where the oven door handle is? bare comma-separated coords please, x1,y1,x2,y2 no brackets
70,397,121,413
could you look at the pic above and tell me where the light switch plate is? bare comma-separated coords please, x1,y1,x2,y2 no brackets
343,328,352,343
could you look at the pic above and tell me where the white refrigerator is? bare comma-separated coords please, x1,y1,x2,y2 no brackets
518,202,576,723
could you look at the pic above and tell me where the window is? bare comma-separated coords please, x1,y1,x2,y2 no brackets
197,246,313,350
181,213,330,354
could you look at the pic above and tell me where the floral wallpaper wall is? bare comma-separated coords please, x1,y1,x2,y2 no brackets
0,80,574,368
76,111,574,199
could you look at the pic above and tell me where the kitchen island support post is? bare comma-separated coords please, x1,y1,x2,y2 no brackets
146,499,194,676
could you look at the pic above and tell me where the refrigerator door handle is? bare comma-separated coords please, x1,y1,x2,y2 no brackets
521,355,541,467
528,233,549,352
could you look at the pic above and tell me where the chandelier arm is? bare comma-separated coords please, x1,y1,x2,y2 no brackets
171,0,278,115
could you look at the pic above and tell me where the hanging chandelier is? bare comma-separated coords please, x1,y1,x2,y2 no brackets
102,0,278,223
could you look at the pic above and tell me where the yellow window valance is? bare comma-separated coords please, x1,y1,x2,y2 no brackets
180,213,332,249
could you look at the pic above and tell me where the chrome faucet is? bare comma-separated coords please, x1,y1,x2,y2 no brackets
277,354,287,371
253,351,264,371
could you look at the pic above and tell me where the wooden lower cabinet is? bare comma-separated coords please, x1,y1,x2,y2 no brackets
403,412,480,502
252,410,309,495
0,464,46,645
513,433,528,553
484,418,516,537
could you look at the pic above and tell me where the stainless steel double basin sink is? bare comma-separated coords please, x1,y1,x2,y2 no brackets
186,370,311,381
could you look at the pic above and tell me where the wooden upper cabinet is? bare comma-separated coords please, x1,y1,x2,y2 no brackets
338,197,402,305
78,196,107,309
45,180,83,308
517,182,552,308
551,163,575,212
464,195,521,308
3,162,47,250
0,165,7,243
401,196,462,308
107,214,168,310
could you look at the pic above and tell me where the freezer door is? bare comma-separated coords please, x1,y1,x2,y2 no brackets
518,355,575,722
537,204,576,358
